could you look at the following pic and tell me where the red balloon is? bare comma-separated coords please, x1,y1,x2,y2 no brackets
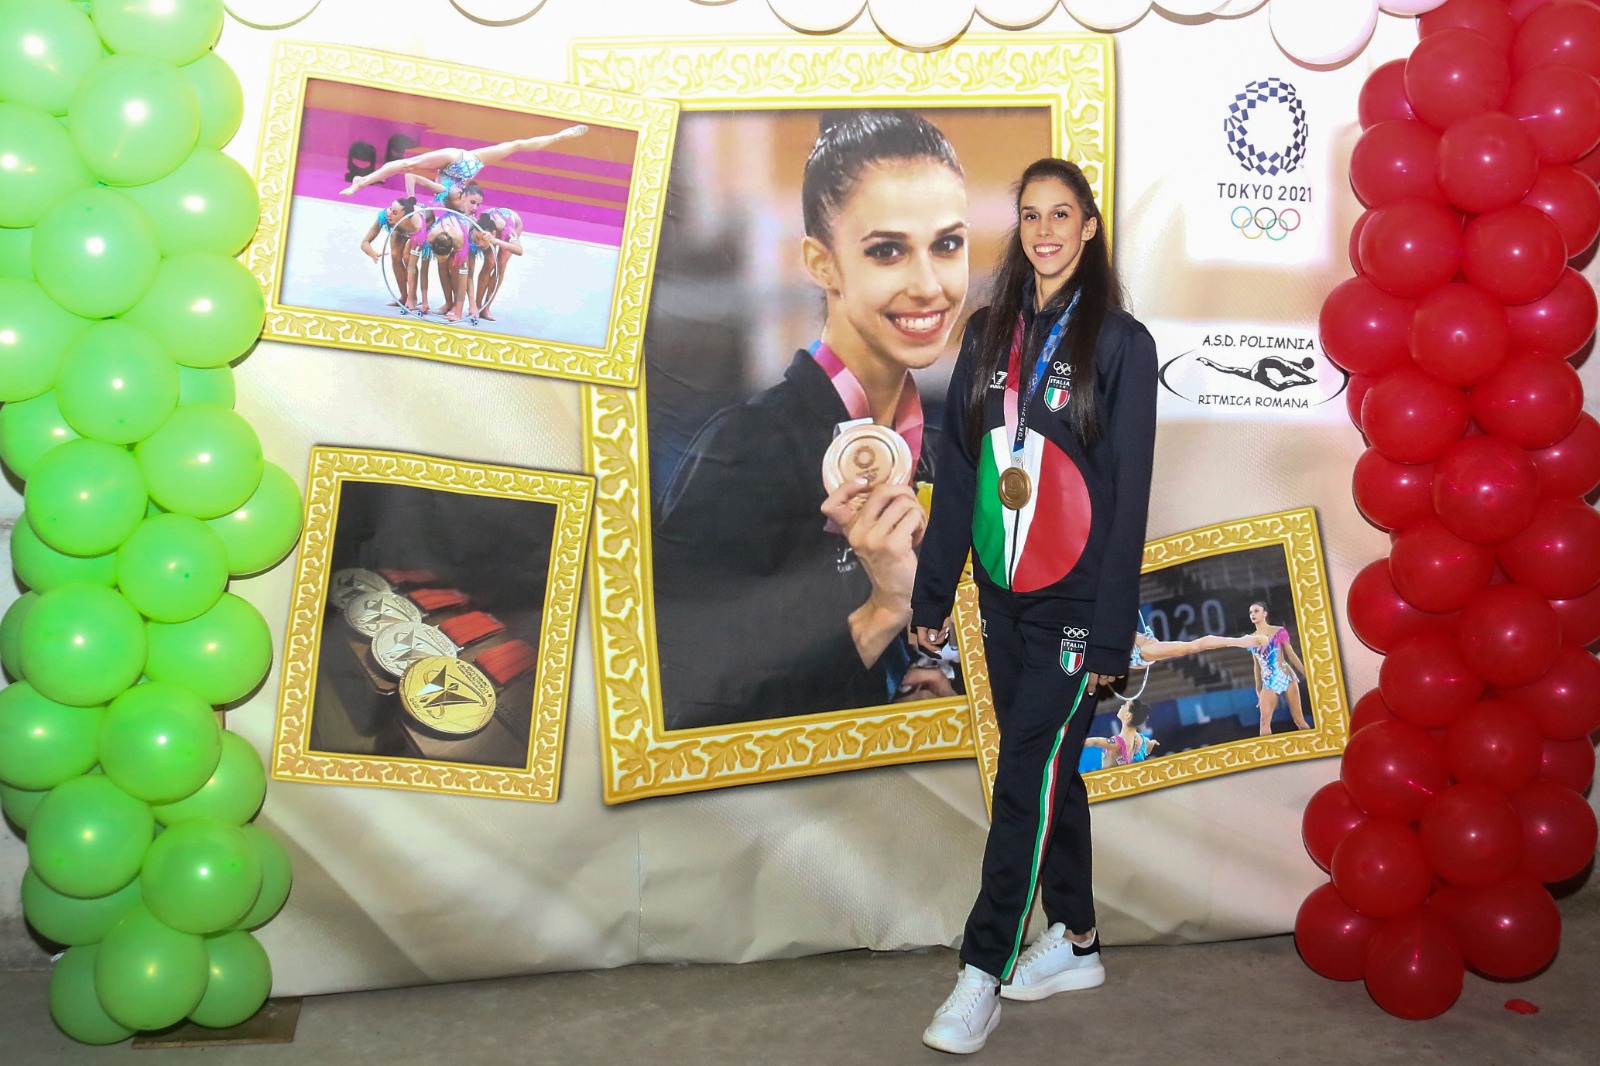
1304,781,1373,872
1345,374,1376,435
1319,277,1415,376
1332,819,1435,918
1548,580,1600,646
1496,496,1600,598
1390,519,1496,612
1575,136,1600,179
1407,29,1513,130
1455,583,1563,685
1354,449,1434,532
1381,631,1487,728
1526,412,1600,496
1422,0,1518,49
1511,778,1598,881
1431,435,1540,544
1509,0,1600,23
1360,59,1417,130
1365,909,1465,1020
1420,783,1527,886
1498,642,1600,738
1538,734,1596,789
1520,163,1600,255
1504,267,1599,358
1357,200,1464,299
1341,721,1451,823
1348,559,1456,652
1439,875,1561,977
1351,688,1401,734
1462,205,1568,305
1349,210,1372,273
1352,121,1446,207
1472,354,1584,448
1438,111,1542,213
1447,697,1545,792
1410,283,1512,385
1512,0,1600,77
1361,368,1470,464
1296,882,1384,982
1507,65,1600,164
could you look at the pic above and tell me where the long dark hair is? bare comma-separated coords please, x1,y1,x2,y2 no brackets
802,110,963,246
966,158,1122,453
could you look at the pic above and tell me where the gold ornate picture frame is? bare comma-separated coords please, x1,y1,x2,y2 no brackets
272,447,594,802
574,34,1115,802
250,41,677,386
970,507,1350,814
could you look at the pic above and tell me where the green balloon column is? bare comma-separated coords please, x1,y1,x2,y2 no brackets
0,0,303,1044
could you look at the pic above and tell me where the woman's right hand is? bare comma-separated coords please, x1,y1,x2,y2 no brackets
912,624,950,654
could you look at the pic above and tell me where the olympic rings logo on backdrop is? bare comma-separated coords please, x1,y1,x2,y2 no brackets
1225,78,1308,176
1230,205,1300,241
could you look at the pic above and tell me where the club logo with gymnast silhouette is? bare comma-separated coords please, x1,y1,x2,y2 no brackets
1155,329,1349,415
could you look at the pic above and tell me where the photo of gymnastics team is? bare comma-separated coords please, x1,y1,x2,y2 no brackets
277,79,640,349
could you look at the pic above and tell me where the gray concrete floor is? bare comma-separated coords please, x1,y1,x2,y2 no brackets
4,892,1598,1065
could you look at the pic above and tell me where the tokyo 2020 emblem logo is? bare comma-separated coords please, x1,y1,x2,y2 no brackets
1225,78,1308,177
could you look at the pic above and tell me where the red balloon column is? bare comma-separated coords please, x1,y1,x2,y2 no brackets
1306,0,1600,1020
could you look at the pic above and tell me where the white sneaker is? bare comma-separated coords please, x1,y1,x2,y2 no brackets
922,964,1002,1054
1000,924,1106,1001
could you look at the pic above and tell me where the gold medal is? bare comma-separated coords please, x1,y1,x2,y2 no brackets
398,655,496,735
822,423,913,494
343,590,422,637
998,466,1032,510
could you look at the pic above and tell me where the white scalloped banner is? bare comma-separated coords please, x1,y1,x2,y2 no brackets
767,0,870,33
976,0,1061,29
1269,0,1379,67
448,0,548,22
223,0,322,29
871,0,976,48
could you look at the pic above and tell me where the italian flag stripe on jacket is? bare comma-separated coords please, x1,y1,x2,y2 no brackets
973,426,1092,593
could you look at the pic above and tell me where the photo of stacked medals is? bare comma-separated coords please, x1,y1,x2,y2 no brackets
307,480,557,769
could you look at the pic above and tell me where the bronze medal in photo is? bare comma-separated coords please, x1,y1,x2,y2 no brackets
372,621,461,678
822,423,913,494
329,567,391,608
343,590,423,636
399,655,497,735
998,466,1032,510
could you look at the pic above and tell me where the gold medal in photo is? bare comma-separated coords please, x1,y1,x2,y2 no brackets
343,590,423,636
399,655,497,735
998,466,1032,510
329,567,391,608
822,423,913,494
372,621,461,678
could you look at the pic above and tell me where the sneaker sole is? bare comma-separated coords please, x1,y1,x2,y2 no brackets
999,961,1106,1001
921,1003,1002,1055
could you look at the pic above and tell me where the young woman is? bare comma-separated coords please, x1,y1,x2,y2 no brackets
909,157,1157,1054
1084,700,1159,769
1247,600,1310,735
651,110,969,730
472,207,524,321
339,125,589,199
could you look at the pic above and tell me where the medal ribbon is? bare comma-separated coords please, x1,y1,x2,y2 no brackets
1004,291,1078,462
809,340,924,466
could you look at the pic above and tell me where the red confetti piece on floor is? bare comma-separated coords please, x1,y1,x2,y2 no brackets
1505,999,1539,1015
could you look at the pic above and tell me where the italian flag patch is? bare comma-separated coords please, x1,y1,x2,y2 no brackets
972,427,1092,592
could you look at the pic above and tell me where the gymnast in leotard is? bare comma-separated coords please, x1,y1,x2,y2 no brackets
338,124,590,199
1084,699,1159,769
471,207,524,322
1126,609,1262,669
1247,600,1310,735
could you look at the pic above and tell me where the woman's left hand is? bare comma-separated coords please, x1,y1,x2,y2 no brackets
1089,672,1123,691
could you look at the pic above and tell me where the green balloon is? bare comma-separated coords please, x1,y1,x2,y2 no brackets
0,225,34,280
234,823,290,930
0,681,103,790
177,364,234,407
94,903,208,1030
190,930,271,1029
1,780,50,831
11,517,118,591
0,591,39,679
178,51,242,151
0,102,94,226
55,319,180,444
115,512,228,622
144,593,271,704
121,252,265,368
50,945,135,1045
24,437,148,555
28,774,153,898
18,583,147,706
91,0,224,67
134,404,262,518
98,680,221,803
0,0,104,115
116,147,258,257
67,54,200,186
206,462,304,575
0,278,93,403
141,819,260,934
23,865,142,946
0,390,81,479
152,729,266,826
31,187,160,318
